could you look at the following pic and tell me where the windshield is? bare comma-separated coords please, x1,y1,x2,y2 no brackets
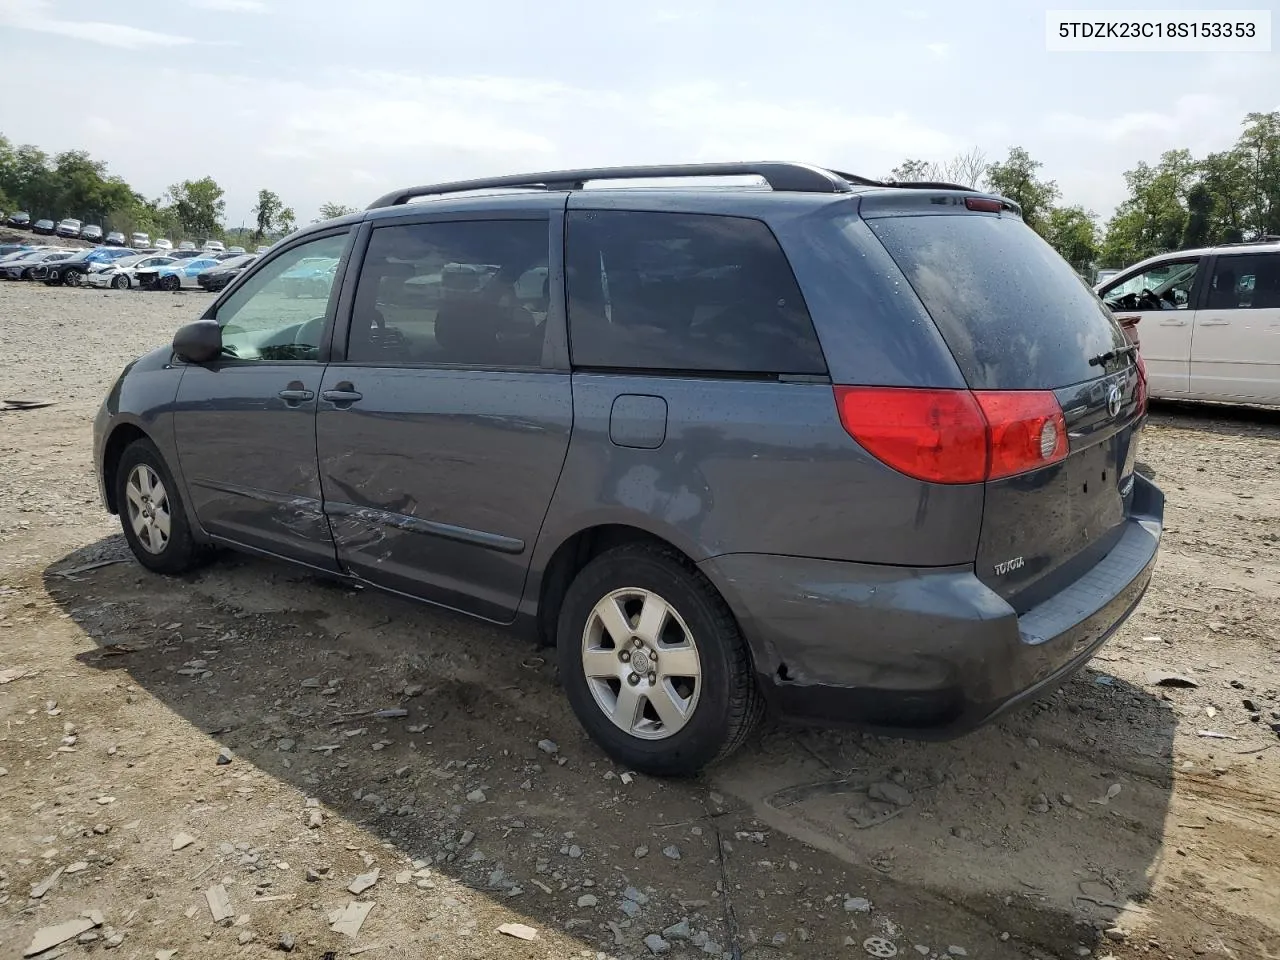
868,213,1126,390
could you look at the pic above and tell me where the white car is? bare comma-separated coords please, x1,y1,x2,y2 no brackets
131,232,151,249
201,239,227,254
154,238,174,251
84,254,177,289
1096,239,1280,406
178,240,196,251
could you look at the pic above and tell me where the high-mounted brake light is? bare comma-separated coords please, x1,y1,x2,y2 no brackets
833,387,1068,484
964,197,1003,212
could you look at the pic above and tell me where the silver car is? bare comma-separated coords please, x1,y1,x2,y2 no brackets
85,254,177,289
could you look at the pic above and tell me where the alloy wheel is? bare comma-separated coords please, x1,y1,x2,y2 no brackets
125,464,172,555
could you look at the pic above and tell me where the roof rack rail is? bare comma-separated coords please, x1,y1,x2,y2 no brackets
367,162,861,209
1217,234,1280,246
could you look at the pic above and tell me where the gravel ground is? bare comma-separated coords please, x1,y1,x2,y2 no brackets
1,283,1278,960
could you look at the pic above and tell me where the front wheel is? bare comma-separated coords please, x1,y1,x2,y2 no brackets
557,543,762,777
112,274,130,290
161,274,180,291
115,438,208,574
63,268,82,287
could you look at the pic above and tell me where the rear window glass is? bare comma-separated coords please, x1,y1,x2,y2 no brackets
868,215,1125,390
566,210,826,375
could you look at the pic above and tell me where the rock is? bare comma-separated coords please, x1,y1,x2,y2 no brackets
205,884,234,923
1244,698,1260,712
301,678,321,688
620,899,641,918
634,845,648,858
1026,737,1040,748
844,896,872,913
305,867,327,882
65,861,88,874
307,810,324,829
329,901,374,938
216,747,233,765
404,683,425,697
278,933,296,952
459,830,475,848
577,894,598,908
537,739,559,755
662,844,681,860
1030,793,1051,814
948,947,968,957
172,832,196,851
277,739,295,752
237,930,254,945
1060,794,1074,807
498,922,538,941
1230,680,1245,690
868,782,913,807
348,868,380,894
24,917,97,956
644,933,671,955
466,789,487,803
30,866,64,898
914,948,930,957
624,886,650,905
663,919,692,940
79,931,100,944
1104,928,1128,942
950,826,972,841
567,844,582,859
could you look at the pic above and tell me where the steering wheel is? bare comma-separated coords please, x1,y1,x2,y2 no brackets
1136,287,1162,311
293,315,326,349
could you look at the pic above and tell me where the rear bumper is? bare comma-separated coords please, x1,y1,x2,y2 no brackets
700,473,1164,735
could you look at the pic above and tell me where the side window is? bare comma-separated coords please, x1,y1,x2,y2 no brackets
1207,254,1280,310
565,210,826,375
346,220,549,367
1101,259,1199,310
215,232,348,362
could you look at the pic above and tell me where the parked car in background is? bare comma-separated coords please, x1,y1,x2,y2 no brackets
228,245,246,254
38,246,140,285
1096,239,1280,406
85,254,177,289
82,225,104,243
254,244,270,254
196,254,257,291
177,240,196,251
0,243,33,258
56,218,83,238
136,256,218,290
7,211,32,229
33,219,56,235
2,249,73,280
105,231,127,246
201,240,227,254
166,249,205,260
1095,268,1121,285
280,255,340,298
92,162,1160,775
154,238,173,250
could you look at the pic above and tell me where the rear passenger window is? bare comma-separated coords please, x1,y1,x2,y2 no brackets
566,211,826,375
1207,254,1280,310
347,220,550,367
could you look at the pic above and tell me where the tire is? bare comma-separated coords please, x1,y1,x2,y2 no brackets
63,269,82,287
557,542,763,777
112,274,129,290
161,274,180,291
114,438,208,575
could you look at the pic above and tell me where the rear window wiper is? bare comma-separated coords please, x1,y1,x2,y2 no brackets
1088,343,1138,367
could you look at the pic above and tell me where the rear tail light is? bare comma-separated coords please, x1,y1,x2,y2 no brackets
833,386,1068,484
964,197,1003,212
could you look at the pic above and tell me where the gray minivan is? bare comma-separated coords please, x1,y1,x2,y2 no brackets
93,163,1162,775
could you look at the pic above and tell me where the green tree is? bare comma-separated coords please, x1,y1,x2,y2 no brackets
251,189,297,241
1043,205,1099,270
168,177,226,239
316,201,357,222
1237,110,1280,237
986,147,1060,233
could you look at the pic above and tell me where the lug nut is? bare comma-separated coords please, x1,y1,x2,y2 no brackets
627,673,640,686
633,637,643,649
647,672,657,684
619,649,631,663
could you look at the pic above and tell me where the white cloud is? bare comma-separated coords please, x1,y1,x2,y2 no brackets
0,0,197,48
188,0,265,10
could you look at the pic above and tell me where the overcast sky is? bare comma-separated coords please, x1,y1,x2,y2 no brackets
1,0,1277,226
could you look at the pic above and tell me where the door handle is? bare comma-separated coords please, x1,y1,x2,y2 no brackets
1157,318,1188,326
1198,318,1230,326
277,383,315,405
321,382,363,405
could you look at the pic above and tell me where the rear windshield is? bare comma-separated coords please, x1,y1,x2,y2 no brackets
868,214,1125,390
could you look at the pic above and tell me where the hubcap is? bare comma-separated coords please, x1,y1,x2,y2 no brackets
581,588,702,740
125,464,172,555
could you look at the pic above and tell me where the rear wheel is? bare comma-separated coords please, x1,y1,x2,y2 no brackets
114,438,208,575
112,274,129,290
63,268,82,287
557,543,762,777
161,274,180,291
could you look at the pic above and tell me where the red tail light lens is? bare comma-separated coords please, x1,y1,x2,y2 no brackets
964,197,1003,212
834,386,1068,484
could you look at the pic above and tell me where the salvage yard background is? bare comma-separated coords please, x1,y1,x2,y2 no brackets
1,286,1278,960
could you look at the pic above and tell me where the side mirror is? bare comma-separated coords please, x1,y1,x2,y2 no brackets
173,320,222,364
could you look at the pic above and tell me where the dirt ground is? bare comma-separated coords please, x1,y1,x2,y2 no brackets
1,283,1278,960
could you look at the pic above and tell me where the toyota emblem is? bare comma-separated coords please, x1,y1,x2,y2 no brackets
1106,383,1122,418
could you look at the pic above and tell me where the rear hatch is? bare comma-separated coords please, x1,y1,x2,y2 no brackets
864,202,1142,613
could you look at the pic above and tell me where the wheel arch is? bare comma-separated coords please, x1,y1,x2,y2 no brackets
101,422,151,515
